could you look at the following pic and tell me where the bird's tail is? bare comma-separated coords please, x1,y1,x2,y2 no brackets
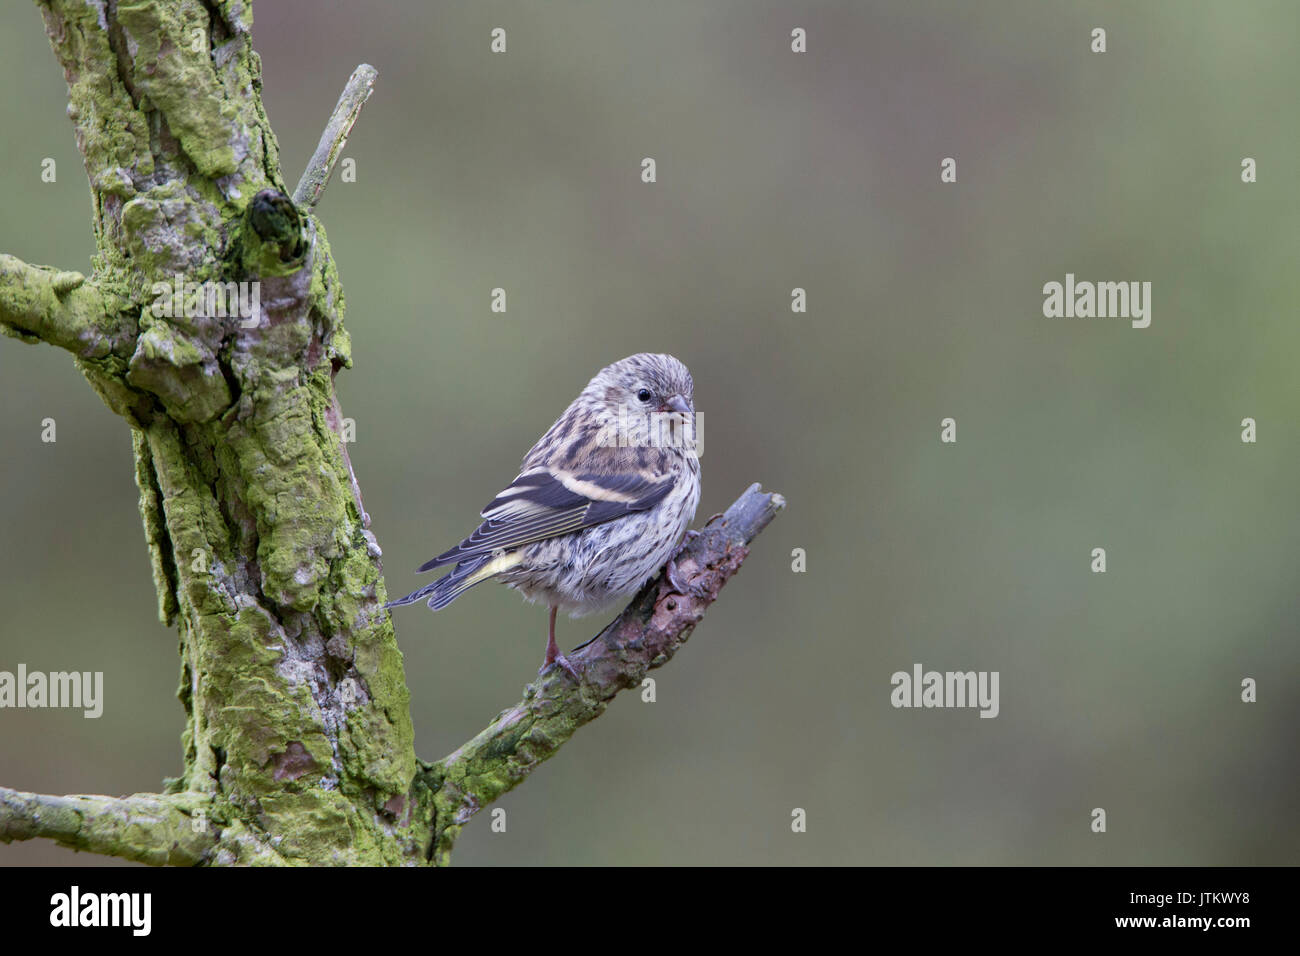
384,550,523,611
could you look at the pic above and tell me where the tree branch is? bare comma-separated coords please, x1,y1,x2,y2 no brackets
8,0,785,866
0,254,134,358
0,786,216,866
424,483,785,862
293,64,378,208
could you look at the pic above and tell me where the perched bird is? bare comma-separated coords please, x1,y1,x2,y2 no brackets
386,353,702,678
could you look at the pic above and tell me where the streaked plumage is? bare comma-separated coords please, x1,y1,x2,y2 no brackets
386,353,702,677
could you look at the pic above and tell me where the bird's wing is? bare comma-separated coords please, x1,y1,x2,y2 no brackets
416,464,676,573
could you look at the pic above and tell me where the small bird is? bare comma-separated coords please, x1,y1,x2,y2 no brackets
386,353,702,678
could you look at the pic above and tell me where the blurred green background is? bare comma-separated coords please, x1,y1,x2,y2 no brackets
2,1,1297,866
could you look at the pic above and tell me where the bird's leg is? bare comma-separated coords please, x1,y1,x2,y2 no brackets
543,605,561,666
665,529,710,598
541,605,580,681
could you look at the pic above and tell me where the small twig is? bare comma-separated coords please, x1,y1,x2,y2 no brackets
293,64,378,208
424,483,786,863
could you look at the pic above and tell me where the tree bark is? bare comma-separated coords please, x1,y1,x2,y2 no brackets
0,0,783,865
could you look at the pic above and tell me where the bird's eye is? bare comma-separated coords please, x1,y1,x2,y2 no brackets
636,388,652,403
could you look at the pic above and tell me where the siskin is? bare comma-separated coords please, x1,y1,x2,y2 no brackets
386,353,702,678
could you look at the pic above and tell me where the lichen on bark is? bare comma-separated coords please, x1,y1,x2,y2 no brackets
3,0,421,865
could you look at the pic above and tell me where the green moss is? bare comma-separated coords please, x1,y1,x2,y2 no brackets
120,181,224,298
132,430,180,625
0,255,134,359
41,1,153,200
310,224,353,368
127,323,232,423
227,191,308,278
196,607,334,797
257,791,356,863
115,1,238,178
225,384,339,611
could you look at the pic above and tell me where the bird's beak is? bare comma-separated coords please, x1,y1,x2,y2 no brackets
662,394,692,416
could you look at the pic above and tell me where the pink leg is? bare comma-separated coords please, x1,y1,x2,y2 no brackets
541,605,579,681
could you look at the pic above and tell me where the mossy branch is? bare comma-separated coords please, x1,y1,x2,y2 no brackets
0,786,216,866
0,254,134,358
424,483,785,863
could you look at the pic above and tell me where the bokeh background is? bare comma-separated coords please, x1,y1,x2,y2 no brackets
2,1,1297,866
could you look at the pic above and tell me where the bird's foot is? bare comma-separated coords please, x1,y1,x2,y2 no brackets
665,537,710,599
540,651,581,682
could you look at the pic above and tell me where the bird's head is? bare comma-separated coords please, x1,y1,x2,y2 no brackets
585,353,696,451
593,352,693,414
